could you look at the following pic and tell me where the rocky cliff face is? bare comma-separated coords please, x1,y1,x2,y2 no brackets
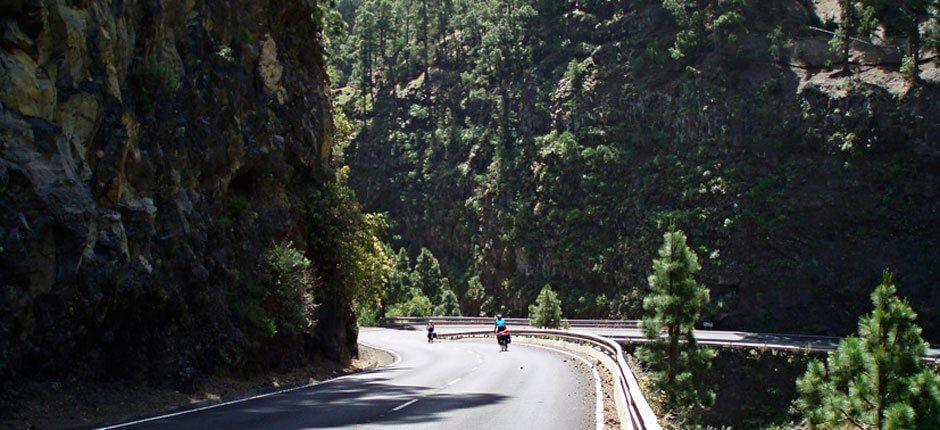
1,0,340,389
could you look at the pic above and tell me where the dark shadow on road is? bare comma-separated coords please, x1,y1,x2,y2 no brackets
125,374,509,429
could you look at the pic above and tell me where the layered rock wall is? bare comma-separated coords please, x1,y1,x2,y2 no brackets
1,0,336,387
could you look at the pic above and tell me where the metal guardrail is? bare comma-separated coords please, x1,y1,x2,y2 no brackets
607,336,939,363
437,329,661,430
389,317,939,361
386,316,640,328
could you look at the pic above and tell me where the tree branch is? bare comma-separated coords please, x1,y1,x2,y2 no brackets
839,407,868,430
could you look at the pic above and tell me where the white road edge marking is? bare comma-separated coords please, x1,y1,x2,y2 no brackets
446,377,462,386
361,340,403,367
523,343,604,430
97,341,401,429
391,398,419,412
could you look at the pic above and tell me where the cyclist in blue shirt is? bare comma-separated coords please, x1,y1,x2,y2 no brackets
494,314,507,333
494,314,510,351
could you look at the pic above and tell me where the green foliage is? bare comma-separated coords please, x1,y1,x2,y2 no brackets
796,271,939,429
332,107,355,165
357,305,381,326
307,167,392,312
637,43,667,72
382,247,416,313
638,228,715,423
762,77,783,95
232,27,255,45
235,281,278,341
528,284,564,328
767,26,785,60
387,288,435,317
900,54,918,80
330,0,939,345
662,0,746,63
662,0,704,60
434,285,462,316
611,288,646,319
238,241,320,341
414,247,446,299
464,276,489,316
564,58,588,94
828,0,877,72
862,0,933,37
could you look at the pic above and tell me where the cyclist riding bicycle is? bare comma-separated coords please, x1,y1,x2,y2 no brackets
494,314,510,351
494,314,507,333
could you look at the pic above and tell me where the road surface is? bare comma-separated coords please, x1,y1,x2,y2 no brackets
110,328,597,429
428,324,940,360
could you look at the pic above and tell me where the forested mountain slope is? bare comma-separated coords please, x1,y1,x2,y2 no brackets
332,0,938,340
0,0,382,395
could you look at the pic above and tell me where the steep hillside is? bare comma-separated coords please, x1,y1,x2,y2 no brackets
0,0,372,396
334,0,938,339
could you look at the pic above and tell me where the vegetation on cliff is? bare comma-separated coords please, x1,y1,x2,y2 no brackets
329,0,938,341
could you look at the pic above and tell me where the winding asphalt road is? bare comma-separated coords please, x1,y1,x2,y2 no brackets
428,324,940,360
109,328,597,429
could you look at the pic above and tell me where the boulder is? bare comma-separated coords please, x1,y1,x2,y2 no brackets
0,49,56,119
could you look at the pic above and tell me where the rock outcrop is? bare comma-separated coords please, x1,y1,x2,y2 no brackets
0,0,342,389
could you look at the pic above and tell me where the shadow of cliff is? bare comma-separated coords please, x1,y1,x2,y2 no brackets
123,371,509,429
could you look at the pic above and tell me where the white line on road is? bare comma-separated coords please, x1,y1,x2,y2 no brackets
524,344,604,430
391,399,419,412
471,366,478,371
446,377,462,386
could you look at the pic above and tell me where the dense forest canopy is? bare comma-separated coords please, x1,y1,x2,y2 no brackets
325,0,939,340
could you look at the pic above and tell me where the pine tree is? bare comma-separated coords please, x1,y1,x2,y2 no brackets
529,284,564,328
638,227,715,423
829,1,878,75
465,276,488,316
381,247,415,315
796,271,940,429
863,0,937,82
414,247,445,299
388,288,434,317
435,282,462,316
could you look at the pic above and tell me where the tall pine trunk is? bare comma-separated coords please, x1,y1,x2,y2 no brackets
668,324,679,404
911,29,921,82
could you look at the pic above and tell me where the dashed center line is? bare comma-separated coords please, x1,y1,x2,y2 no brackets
446,378,462,386
391,399,418,412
